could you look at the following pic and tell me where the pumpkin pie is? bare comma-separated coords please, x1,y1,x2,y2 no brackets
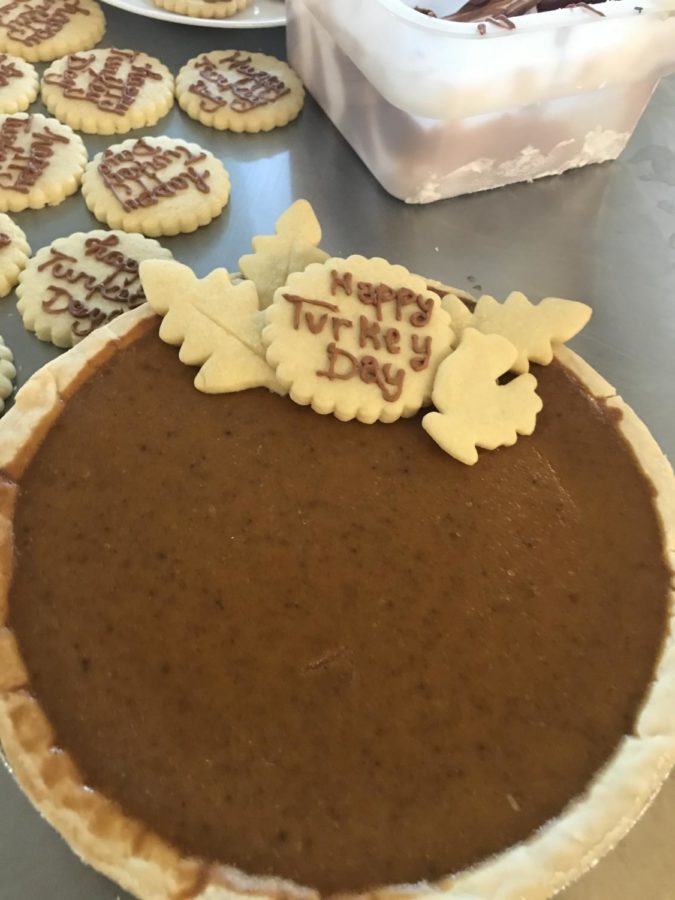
0,303,673,900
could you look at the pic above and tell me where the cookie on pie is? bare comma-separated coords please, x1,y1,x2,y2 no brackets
16,230,172,347
81,136,231,236
0,0,105,63
41,48,174,135
176,50,304,133
0,52,37,113
0,212,29,296
151,0,249,18
0,112,87,211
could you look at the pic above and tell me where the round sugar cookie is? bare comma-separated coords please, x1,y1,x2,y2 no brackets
151,0,249,19
0,112,87,211
0,52,37,112
41,48,174,135
81,136,231,237
0,0,105,63
0,332,15,411
0,212,29,295
176,50,304,133
16,229,172,347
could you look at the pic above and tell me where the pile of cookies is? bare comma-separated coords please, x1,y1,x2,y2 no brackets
0,0,305,404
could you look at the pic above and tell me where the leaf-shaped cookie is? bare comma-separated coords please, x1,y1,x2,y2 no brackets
450,291,591,374
422,328,543,465
139,259,282,395
440,292,475,341
239,200,329,309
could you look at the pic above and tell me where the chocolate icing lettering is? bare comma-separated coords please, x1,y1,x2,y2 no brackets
0,116,69,194
98,139,211,212
317,343,405,403
0,53,23,86
283,270,437,404
39,234,148,339
188,51,290,115
0,0,90,47
44,50,163,116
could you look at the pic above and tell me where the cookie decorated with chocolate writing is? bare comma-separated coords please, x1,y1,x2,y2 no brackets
0,0,105,62
263,255,454,424
0,52,37,112
0,112,87,211
0,211,28,296
41,48,174,135
151,0,249,19
176,50,304,133
81,136,231,236
16,229,172,347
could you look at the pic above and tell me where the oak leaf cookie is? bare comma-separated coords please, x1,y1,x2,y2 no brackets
444,290,592,373
41,48,174,135
423,328,543,466
0,52,37,112
151,0,249,19
176,50,304,133
0,212,28,296
16,229,172,347
81,136,231,236
0,332,15,411
0,112,87,211
0,0,105,63
239,199,329,308
263,255,454,424
140,258,281,394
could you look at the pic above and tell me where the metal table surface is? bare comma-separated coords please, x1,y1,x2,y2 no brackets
0,8,674,899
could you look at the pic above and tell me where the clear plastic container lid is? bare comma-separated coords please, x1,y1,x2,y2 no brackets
300,0,675,119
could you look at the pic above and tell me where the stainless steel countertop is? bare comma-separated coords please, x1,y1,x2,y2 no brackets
0,8,674,898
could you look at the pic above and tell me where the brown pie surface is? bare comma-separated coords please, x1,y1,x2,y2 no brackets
0,308,674,900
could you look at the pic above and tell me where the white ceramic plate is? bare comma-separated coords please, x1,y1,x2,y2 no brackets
99,0,285,28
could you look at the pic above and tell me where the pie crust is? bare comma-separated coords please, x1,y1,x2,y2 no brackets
0,306,673,900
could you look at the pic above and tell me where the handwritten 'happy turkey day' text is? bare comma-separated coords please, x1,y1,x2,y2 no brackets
282,270,436,403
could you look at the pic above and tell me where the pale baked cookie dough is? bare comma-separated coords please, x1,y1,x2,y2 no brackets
41,48,174,135
81,136,230,237
16,229,172,347
151,0,249,19
0,0,105,63
0,53,37,112
0,212,28,296
0,112,87,211
176,50,304,133
0,333,15,411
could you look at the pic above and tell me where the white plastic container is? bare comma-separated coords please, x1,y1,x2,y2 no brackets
286,0,675,202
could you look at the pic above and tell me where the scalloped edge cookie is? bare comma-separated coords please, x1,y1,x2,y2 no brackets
176,50,304,133
151,0,249,18
0,53,37,113
0,112,87,212
0,332,14,411
41,48,174,135
16,229,172,347
81,136,230,237
0,212,29,297
0,0,106,63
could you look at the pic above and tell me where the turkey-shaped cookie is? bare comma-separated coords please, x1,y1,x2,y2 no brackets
239,199,329,309
442,291,591,372
139,259,281,394
423,328,543,465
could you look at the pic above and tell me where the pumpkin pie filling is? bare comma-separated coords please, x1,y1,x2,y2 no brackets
4,321,671,895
